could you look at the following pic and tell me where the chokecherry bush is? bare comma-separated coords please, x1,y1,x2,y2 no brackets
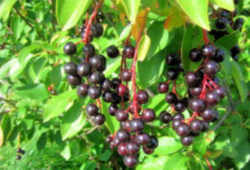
0,0,250,169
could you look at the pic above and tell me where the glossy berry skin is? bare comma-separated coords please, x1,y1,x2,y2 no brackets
111,78,121,90
189,48,202,62
130,119,144,132
143,145,154,154
158,82,169,93
83,44,95,57
115,110,128,122
118,84,128,97
64,62,77,76
116,130,129,142
121,121,131,132
93,114,105,125
166,93,177,104
205,91,220,106
215,87,225,99
181,136,193,146
202,121,209,132
123,155,137,168
123,45,135,59
86,104,98,116
202,44,216,58
172,119,182,130
137,90,149,104
118,143,128,156
64,42,76,55
202,109,218,122
215,17,228,29
167,68,179,80
204,60,219,76
106,135,113,143
160,111,172,124
142,109,155,122
120,69,132,82
88,72,105,84
174,101,186,113
189,86,202,96
135,134,150,145
91,23,103,37
220,10,231,19
77,62,91,77
176,123,191,137
67,75,81,86
230,45,240,56
190,119,203,134
147,136,158,149
88,85,101,99
77,84,88,97
189,98,206,113
102,79,112,91
107,45,119,58
233,18,244,30
89,55,106,71
185,72,199,87
109,104,118,116
173,113,184,120
103,91,114,103
211,49,224,63
166,54,180,65
127,142,140,155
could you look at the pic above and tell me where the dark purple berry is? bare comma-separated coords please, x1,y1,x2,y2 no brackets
147,136,158,149
64,62,77,75
91,23,103,37
64,42,76,55
174,101,186,113
189,48,202,62
189,98,206,113
77,84,88,97
181,136,193,146
107,45,119,58
115,110,128,122
123,45,135,59
203,60,219,76
127,142,140,154
166,54,180,65
176,123,191,136
205,91,220,106
185,72,199,87
135,133,150,145
116,130,129,142
202,44,216,57
231,45,240,56
106,135,113,143
120,69,132,82
86,104,98,116
166,92,177,104
159,111,172,124
111,78,121,90
67,75,81,86
190,119,203,134
118,143,128,156
142,109,155,122
202,109,218,122
88,72,105,84
215,87,225,99
89,55,106,71
77,62,91,77
143,145,154,154
88,85,101,99
167,68,179,80
211,49,224,62
109,104,118,116
130,119,144,132
172,119,182,130
189,86,202,96
93,114,105,125
233,18,244,30
102,79,112,91
173,113,184,120
158,82,169,93
137,90,149,104
83,44,95,57
103,91,113,103
123,155,137,168
201,121,209,132
215,17,228,29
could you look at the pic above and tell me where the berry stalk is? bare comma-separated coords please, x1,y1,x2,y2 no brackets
202,29,210,45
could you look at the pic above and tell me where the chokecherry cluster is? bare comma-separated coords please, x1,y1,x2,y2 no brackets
16,147,25,160
102,44,158,168
159,44,226,146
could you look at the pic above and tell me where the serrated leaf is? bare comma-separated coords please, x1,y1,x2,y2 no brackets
61,101,88,140
138,34,151,61
176,0,210,30
120,0,141,23
153,137,183,156
56,0,92,31
232,61,248,102
43,90,78,122
213,0,235,11
0,0,17,21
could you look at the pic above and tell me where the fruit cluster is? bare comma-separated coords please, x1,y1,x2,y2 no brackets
159,44,226,146
103,44,158,168
16,148,25,160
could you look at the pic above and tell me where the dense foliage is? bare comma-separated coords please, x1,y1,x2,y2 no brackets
0,0,249,169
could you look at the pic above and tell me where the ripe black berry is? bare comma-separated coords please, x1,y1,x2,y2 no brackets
172,119,182,130
109,104,118,116
91,23,103,37
181,136,193,146
205,91,220,106
115,110,128,122
77,84,88,97
116,130,129,142
215,87,225,99
215,17,228,29
159,111,172,124
86,104,98,116
89,55,106,71
127,142,140,154
202,44,216,57
118,143,128,156
189,98,206,113
158,82,169,93
103,91,114,103
67,75,81,86
88,71,105,84
77,62,91,77
130,119,144,132
102,79,112,91
176,123,191,136
165,92,177,104
88,85,101,99
123,155,137,168
143,145,154,154
202,109,218,122
167,68,179,80
189,86,202,96
185,72,199,87
120,69,132,82
93,114,105,125
83,44,95,57
64,42,76,55
230,45,240,56
135,133,150,145
142,109,155,122
189,48,202,62
137,90,149,104
174,101,186,113
166,54,180,65
211,49,224,62
233,18,244,30
64,62,77,75
203,60,219,75
146,136,158,149
107,45,119,58
123,45,135,59
173,113,184,120
190,119,203,134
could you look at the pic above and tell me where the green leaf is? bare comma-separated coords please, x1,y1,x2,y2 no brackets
163,153,189,170
138,34,151,61
137,156,168,170
176,0,210,30
0,58,20,79
153,137,183,156
61,101,88,140
120,0,141,23
15,84,49,102
137,50,166,88
61,143,71,160
0,0,17,21
56,0,92,30
232,61,248,102
43,90,78,122
193,131,215,155
213,0,235,11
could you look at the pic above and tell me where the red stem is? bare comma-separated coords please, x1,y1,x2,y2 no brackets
185,112,199,125
205,158,213,170
172,81,179,98
202,29,210,45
